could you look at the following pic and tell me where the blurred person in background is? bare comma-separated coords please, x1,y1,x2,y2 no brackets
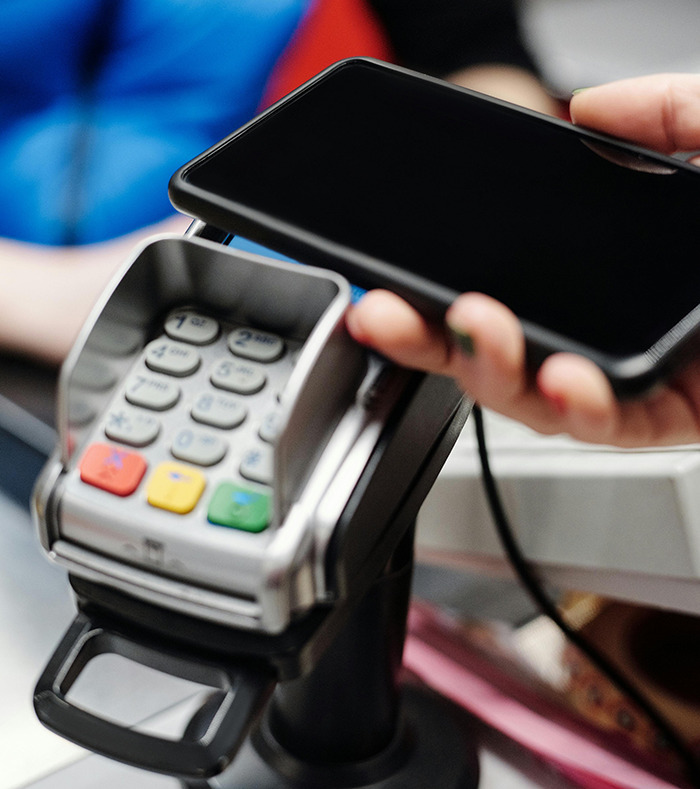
0,0,309,362
0,0,553,364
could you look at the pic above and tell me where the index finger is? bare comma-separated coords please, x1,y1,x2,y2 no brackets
569,73,700,154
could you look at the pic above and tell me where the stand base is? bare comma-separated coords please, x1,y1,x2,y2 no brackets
197,683,479,789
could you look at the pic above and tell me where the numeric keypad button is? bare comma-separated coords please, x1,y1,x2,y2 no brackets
259,411,283,444
145,339,200,377
228,327,284,362
171,427,227,467
240,445,273,485
105,406,160,447
165,311,219,345
191,391,248,429
125,373,180,411
210,358,266,394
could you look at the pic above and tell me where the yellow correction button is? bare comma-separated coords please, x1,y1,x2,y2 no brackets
147,462,206,514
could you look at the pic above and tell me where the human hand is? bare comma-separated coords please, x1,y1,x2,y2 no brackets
346,74,700,447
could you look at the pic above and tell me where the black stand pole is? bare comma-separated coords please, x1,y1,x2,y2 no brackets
184,525,480,789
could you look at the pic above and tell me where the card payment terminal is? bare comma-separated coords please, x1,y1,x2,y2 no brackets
31,220,473,786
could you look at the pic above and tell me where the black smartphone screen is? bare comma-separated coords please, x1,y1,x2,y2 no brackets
172,59,700,372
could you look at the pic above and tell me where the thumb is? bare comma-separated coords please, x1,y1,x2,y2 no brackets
570,73,700,154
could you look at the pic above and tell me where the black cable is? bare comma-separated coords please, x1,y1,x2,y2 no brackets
471,403,700,787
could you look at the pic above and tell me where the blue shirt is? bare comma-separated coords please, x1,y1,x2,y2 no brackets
0,0,310,243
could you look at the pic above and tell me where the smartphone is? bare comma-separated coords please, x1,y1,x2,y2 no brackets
170,57,700,397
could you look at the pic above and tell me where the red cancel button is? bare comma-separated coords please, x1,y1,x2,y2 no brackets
80,443,147,496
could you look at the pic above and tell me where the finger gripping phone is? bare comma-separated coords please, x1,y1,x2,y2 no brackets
170,57,700,397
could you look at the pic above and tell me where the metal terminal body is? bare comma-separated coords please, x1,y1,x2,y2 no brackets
33,234,408,634
32,226,474,788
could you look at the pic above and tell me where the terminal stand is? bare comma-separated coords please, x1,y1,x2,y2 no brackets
180,526,479,789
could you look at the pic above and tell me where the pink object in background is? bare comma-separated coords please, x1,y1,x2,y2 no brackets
404,603,687,789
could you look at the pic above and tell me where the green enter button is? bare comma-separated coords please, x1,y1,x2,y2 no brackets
208,482,270,532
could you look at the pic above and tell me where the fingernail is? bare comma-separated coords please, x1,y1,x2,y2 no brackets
571,87,589,96
448,325,475,357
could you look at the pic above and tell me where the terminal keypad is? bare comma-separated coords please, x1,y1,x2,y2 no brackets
78,309,297,534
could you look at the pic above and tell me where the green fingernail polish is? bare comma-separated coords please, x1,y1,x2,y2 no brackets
449,327,475,357
571,87,589,95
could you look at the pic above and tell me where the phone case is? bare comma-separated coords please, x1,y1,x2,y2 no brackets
169,57,700,398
